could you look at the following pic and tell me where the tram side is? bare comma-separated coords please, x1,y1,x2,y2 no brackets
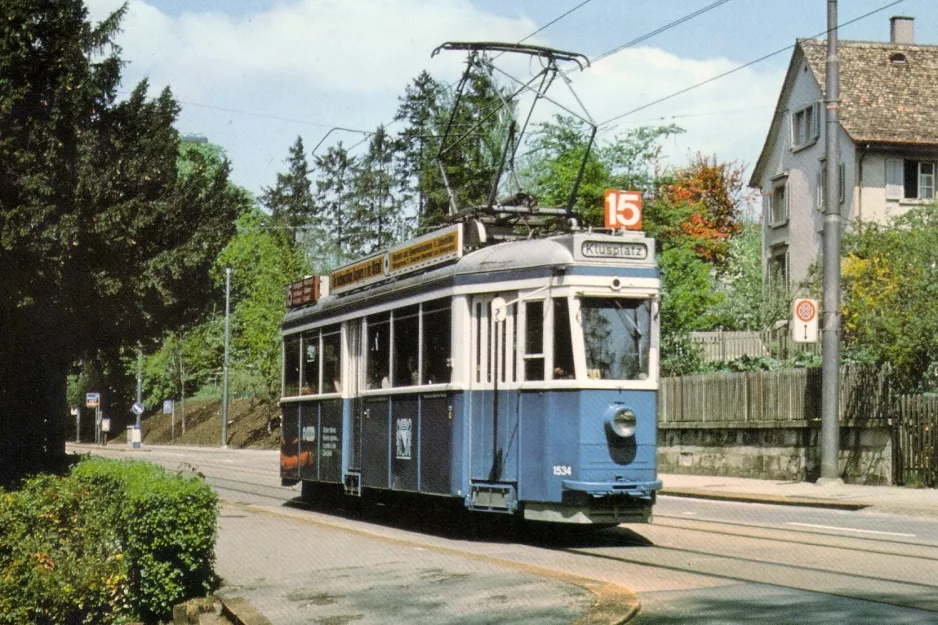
279,228,662,525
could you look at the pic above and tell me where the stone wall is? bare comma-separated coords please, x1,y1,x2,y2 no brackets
657,420,893,485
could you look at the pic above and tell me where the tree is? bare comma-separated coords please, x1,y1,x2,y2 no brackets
260,136,316,249
0,2,244,482
393,71,449,230
348,126,407,256
709,221,770,331
839,206,938,391
313,142,356,262
654,155,747,268
521,116,682,225
216,209,309,404
521,115,609,218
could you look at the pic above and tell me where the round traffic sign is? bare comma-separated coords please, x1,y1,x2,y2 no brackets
131,401,144,415
795,299,816,323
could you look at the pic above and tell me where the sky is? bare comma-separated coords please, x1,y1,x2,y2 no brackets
84,0,938,198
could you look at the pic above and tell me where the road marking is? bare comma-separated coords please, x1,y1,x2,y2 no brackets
681,512,698,516
787,522,915,537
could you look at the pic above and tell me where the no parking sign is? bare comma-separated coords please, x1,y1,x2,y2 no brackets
792,298,818,343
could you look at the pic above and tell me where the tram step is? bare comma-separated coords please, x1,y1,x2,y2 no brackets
469,483,516,512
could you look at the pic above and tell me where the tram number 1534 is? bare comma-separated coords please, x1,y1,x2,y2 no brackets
552,465,573,477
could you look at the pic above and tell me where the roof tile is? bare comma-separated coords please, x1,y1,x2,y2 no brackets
800,39,938,145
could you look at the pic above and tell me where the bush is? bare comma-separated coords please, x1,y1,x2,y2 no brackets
0,457,219,624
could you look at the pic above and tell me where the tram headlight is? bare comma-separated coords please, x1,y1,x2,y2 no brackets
607,406,637,438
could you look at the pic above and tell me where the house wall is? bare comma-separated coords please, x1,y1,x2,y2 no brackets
759,58,830,289
855,151,938,225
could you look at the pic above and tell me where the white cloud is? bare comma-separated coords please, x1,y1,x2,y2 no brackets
84,0,783,194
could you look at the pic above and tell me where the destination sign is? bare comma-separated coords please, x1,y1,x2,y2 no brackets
286,276,319,309
329,255,386,294
320,224,465,296
581,240,648,260
388,224,462,276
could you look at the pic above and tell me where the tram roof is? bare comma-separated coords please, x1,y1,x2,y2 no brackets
283,231,657,329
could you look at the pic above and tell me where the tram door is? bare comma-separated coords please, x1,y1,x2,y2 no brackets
469,293,519,485
347,321,363,475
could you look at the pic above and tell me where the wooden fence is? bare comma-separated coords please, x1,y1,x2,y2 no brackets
689,328,822,362
659,367,936,485
893,394,938,487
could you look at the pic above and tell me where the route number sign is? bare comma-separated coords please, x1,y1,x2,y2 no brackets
604,189,643,230
792,298,818,343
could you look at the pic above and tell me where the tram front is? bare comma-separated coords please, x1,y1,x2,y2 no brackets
518,232,662,525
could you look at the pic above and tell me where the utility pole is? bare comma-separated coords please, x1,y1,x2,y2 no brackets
221,267,231,448
820,0,842,483
136,348,143,430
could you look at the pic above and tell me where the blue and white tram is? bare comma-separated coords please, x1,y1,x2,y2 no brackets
280,223,662,524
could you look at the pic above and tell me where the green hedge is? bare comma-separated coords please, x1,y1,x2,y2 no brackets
0,457,219,624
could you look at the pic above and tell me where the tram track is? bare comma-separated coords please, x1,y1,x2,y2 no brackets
567,544,938,615
651,514,938,562
552,519,938,615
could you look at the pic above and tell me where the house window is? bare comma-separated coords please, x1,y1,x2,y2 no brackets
766,182,788,226
816,161,846,210
891,159,938,201
791,102,821,150
768,246,790,292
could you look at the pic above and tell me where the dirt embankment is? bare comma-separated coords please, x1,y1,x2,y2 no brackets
111,397,281,449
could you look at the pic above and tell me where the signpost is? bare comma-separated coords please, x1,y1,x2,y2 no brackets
792,298,819,343
164,399,175,443
130,402,144,449
86,392,101,444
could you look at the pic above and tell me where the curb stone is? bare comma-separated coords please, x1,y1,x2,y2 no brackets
660,488,870,511
219,596,273,625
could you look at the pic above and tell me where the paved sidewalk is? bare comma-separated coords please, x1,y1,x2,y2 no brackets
660,473,938,517
214,502,639,625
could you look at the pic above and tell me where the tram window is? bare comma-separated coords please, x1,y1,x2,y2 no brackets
553,299,575,379
321,325,342,393
300,330,319,395
581,298,651,380
283,335,301,396
393,305,420,387
422,300,451,384
524,300,545,381
367,312,391,389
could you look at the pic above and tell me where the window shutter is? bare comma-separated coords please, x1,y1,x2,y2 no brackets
764,192,772,222
811,101,821,140
839,162,846,204
885,158,903,199
785,248,791,291
785,181,791,220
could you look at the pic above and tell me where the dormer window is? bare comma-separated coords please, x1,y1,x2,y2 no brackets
889,52,907,64
791,102,821,150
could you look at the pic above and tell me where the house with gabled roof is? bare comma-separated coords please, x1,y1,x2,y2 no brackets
749,16,938,290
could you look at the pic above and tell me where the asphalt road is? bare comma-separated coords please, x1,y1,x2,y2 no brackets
70,444,938,624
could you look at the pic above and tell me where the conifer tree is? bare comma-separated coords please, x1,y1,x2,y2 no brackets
259,136,315,249
313,143,356,262
0,2,244,481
